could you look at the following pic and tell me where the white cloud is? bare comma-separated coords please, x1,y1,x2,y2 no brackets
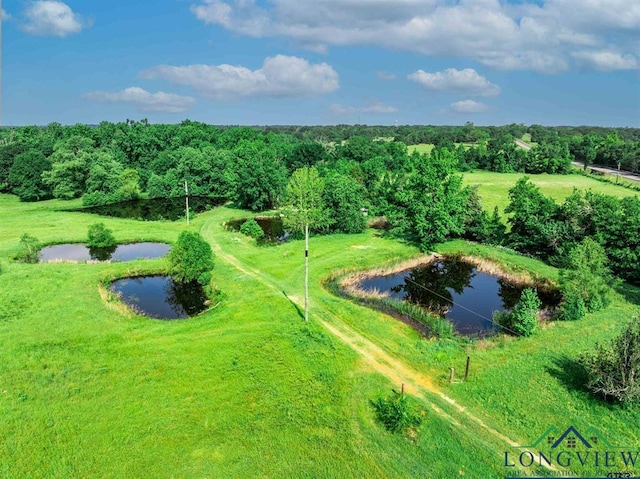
330,101,398,115
82,87,196,113
408,68,500,96
22,1,89,37
450,100,490,114
190,0,640,73
571,50,640,71
376,71,397,81
2,9,12,21
140,55,339,100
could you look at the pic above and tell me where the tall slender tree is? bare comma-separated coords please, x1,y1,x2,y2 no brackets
283,167,330,321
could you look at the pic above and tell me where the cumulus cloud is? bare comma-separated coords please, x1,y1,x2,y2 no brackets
139,55,339,100
450,100,490,114
376,71,397,81
571,50,640,71
189,0,640,73
21,1,89,37
330,101,398,115
82,87,196,113
408,68,500,96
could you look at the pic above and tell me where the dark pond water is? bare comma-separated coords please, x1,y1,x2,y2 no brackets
226,217,287,243
39,242,171,262
77,196,223,221
357,258,560,337
110,276,207,319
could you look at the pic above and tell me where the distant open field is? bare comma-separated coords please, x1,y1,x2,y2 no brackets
462,171,639,215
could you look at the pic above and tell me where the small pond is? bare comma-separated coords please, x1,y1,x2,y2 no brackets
110,276,208,319
357,258,560,337
39,242,171,262
226,217,287,243
76,196,223,221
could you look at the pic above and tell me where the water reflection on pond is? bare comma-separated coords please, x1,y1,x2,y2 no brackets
39,242,171,262
110,276,207,319
77,196,223,221
225,217,287,243
357,258,559,337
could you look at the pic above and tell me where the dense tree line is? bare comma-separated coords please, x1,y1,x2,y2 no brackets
504,177,640,284
0,120,638,285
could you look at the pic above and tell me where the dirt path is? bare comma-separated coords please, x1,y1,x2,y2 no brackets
514,139,532,151
200,219,555,470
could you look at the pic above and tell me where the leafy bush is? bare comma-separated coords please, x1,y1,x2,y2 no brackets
558,238,611,314
371,391,423,435
557,293,587,321
579,315,640,406
87,223,116,248
495,288,541,337
239,219,264,240
16,234,40,263
168,231,215,288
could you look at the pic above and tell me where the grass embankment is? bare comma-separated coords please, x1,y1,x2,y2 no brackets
0,195,504,478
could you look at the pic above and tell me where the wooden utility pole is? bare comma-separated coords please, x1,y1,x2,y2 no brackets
464,356,471,382
184,180,189,225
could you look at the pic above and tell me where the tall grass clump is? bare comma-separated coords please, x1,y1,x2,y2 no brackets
15,233,40,263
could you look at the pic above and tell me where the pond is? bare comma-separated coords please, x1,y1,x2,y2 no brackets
110,276,208,319
356,258,560,337
76,196,223,221
225,216,287,243
39,242,171,262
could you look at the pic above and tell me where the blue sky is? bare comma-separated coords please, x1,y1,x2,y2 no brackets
2,0,639,126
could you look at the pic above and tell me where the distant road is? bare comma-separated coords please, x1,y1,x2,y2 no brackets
514,139,532,151
572,162,640,183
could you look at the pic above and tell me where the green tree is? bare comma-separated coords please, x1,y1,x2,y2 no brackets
579,315,640,406
504,177,561,258
495,288,541,337
283,167,330,321
8,150,52,201
323,174,367,234
558,238,612,316
239,219,265,240
389,149,468,251
231,140,288,211
87,223,116,248
167,231,215,288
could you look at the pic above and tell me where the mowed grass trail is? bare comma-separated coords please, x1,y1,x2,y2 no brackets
203,205,640,478
1,193,639,478
463,171,638,214
0,195,505,478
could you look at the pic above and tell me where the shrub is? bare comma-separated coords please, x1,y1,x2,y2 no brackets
371,391,423,435
579,315,640,407
16,234,40,263
558,238,611,314
557,293,587,321
239,219,264,240
87,223,116,248
495,288,541,337
168,231,215,288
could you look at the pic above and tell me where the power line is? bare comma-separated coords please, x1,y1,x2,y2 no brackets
401,276,523,337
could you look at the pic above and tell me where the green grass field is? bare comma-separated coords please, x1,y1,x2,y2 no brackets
463,171,639,215
1,187,639,478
